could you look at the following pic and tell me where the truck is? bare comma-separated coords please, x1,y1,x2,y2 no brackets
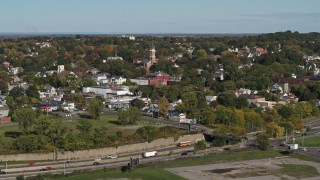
142,151,157,158
179,118,197,124
288,144,298,150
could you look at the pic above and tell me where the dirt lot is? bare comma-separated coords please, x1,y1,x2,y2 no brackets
166,157,320,180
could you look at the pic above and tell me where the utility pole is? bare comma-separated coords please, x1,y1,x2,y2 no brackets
285,129,288,142
64,153,66,175
206,142,208,155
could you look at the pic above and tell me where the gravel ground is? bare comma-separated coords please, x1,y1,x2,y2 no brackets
166,157,320,180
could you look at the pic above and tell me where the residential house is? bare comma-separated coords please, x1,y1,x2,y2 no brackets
254,47,267,56
92,73,109,85
240,94,265,105
1,61,11,69
107,56,123,61
235,88,252,97
278,93,299,103
61,101,76,112
9,67,23,75
0,105,11,124
130,78,149,85
205,96,217,105
278,77,309,85
255,101,277,108
39,85,57,98
167,76,182,85
110,76,126,85
87,67,100,75
10,75,22,84
145,71,170,86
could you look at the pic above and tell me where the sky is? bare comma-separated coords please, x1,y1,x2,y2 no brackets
0,0,320,34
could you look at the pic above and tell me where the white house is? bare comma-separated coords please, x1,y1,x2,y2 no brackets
39,85,57,98
110,76,126,84
92,73,108,85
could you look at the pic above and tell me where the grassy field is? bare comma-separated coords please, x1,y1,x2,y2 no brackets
49,150,287,180
65,115,158,135
0,115,159,139
287,134,320,147
278,164,319,178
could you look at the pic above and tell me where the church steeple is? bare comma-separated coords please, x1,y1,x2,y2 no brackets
149,46,156,64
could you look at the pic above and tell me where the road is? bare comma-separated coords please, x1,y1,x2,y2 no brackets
0,145,198,179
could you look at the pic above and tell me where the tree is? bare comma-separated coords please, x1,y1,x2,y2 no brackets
93,126,108,147
48,119,67,148
266,122,284,138
26,85,40,99
196,49,208,58
194,140,207,151
9,86,25,99
33,115,52,135
88,97,104,120
77,119,93,134
0,79,8,93
118,107,141,125
130,98,145,109
71,93,86,109
217,92,237,108
136,126,156,142
201,108,216,126
292,119,304,131
13,108,36,135
256,133,270,151
158,97,169,118
244,110,263,131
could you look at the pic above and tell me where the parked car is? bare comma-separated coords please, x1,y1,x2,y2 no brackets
181,152,188,156
300,147,307,151
106,155,117,159
93,162,101,165
27,162,36,167
279,143,287,147
40,167,54,171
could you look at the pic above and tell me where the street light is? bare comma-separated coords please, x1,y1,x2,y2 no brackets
206,142,208,155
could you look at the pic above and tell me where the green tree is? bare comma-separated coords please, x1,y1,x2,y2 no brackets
26,85,39,99
77,119,93,134
217,92,237,108
33,115,52,135
88,97,104,120
117,107,141,125
93,126,108,147
0,79,8,93
194,140,207,151
9,86,25,99
202,108,216,126
130,98,145,109
70,93,86,109
13,108,36,135
48,119,67,148
256,133,270,151
136,126,156,142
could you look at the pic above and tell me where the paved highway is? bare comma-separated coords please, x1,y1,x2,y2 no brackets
0,145,197,179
